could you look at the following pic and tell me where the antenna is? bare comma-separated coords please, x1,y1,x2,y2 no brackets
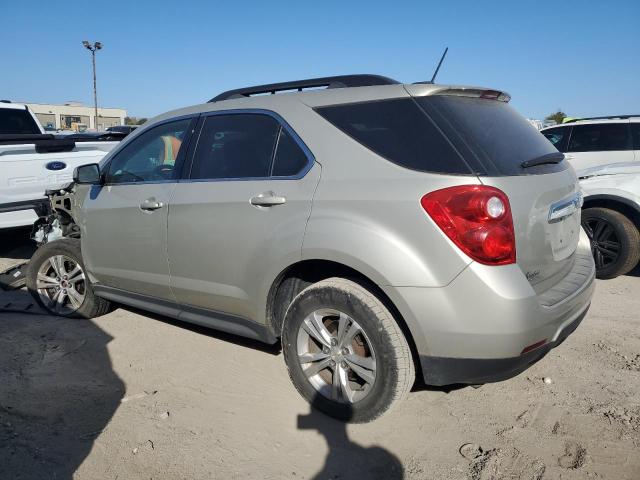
430,47,449,83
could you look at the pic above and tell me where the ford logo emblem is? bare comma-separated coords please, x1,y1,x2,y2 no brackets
46,161,67,171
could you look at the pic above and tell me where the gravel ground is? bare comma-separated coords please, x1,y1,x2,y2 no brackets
1,226,639,480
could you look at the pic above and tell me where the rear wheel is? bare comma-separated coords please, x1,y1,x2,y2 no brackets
582,207,640,279
26,239,111,318
282,278,414,423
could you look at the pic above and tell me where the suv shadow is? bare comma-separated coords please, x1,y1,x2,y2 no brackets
299,398,404,480
0,286,124,480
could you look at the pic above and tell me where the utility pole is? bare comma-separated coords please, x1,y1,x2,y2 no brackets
82,40,102,130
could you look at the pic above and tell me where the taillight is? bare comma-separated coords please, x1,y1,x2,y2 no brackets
421,185,516,265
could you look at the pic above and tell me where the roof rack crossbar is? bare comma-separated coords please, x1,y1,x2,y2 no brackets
564,115,640,123
209,74,400,102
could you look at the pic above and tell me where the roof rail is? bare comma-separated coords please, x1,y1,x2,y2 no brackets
209,74,400,102
0,100,11,103
564,115,640,123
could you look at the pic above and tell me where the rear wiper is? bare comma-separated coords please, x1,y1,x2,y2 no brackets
520,152,564,168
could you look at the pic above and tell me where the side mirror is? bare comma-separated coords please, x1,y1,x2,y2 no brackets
73,163,101,185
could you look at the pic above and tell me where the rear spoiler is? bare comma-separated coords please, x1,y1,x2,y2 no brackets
0,134,75,153
406,84,511,103
430,87,511,102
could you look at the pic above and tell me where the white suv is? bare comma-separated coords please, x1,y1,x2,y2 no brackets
542,116,640,278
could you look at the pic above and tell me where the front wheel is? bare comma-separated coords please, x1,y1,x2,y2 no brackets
282,278,415,423
582,207,640,279
26,238,111,318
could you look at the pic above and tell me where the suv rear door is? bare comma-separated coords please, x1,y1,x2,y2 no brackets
80,116,196,299
564,122,634,173
167,111,320,323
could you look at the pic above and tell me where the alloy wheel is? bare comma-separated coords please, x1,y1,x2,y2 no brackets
583,218,621,270
296,308,377,403
36,255,86,315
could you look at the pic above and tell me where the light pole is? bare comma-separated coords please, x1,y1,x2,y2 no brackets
82,40,102,130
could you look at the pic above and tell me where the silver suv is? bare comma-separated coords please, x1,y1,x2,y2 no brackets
27,75,595,422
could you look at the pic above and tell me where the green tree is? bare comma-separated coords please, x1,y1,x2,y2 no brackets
545,110,567,125
124,116,148,125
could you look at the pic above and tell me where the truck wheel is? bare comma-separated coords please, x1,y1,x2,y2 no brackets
26,238,111,318
282,277,414,423
582,207,640,279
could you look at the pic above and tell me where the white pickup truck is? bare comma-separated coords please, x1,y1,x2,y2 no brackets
0,101,118,229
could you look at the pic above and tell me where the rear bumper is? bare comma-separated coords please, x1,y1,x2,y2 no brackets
382,230,595,386
420,305,588,385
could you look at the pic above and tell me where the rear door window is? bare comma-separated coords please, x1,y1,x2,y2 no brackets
0,107,41,134
567,124,632,152
190,114,279,180
315,99,472,175
542,126,571,153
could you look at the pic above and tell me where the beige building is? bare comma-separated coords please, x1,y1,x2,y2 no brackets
23,101,127,131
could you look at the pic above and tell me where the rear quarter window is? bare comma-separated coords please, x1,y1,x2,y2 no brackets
315,98,473,175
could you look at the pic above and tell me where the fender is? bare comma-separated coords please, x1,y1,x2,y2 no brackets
583,193,640,214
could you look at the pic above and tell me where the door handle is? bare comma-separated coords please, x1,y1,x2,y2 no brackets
250,191,286,207
140,198,164,211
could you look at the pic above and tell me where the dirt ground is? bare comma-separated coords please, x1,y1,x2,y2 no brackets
1,227,639,480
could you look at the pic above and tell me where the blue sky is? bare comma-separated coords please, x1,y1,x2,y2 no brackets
1,1,638,120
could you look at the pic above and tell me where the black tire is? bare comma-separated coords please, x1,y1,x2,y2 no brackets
26,238,111,318
582,207,640,279
282,277,414,423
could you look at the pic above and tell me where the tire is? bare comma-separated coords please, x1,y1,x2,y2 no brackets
26,238,111,318
582,207,640,279
282,277,414,423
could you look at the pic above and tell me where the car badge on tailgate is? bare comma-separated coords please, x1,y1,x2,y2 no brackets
45,161,67,171
548,192,583,222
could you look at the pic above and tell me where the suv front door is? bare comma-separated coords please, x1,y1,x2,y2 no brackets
167,111,320,324
80,117,196,299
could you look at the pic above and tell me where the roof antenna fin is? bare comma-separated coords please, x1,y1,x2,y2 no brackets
430,47,448,83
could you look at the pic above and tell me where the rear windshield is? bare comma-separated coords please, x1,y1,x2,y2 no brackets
316,96,567,176
0,107,41,135
416,96,567,176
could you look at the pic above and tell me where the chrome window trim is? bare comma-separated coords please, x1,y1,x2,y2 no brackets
181,108,316,183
